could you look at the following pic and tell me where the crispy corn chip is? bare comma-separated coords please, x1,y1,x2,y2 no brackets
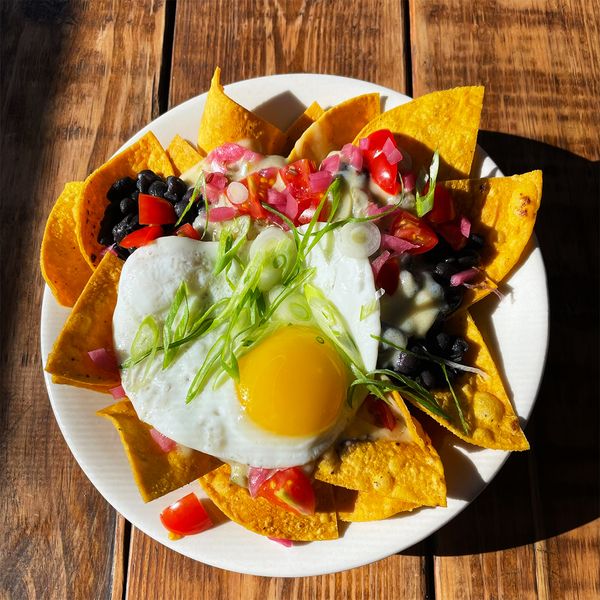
334,486,420,522
282,101,324,155
40,182,93,307
166,134,203,175
412,311,529,451
353,86,484,180
315,393,446,507
200,464,338,541
442,170,543,306
98,400,221,502
76,131,174,268
45,252,122,386
197,68,287,156
51,374,112,394
288,93,381,163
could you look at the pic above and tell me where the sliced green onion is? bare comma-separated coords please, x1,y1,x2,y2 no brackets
415,150,439,217
175,170,206,227
162,281,189,368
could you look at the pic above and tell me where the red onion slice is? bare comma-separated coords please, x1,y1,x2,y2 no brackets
309,170,333,193
109,384,126,400
268,537,293,547
450,267,480,287
371,250,392,279
381,233,418,253
382,137,403,165
149,428,177,453
402,172,416,192
208,206,237,222
320,153,341,174
341,143,363,170
87,348,118,372
358,137,370,151
248,467,278,498
460,215,471,238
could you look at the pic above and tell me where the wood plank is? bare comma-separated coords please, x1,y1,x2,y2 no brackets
410,2,600,599
127,527,426,600
169,0,407,107
410,0,600,160
126,1,424,597
0,1,166,598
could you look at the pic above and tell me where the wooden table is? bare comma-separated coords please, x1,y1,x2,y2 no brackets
2,1,598,598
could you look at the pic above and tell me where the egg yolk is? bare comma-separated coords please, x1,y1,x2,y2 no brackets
236,326,348,437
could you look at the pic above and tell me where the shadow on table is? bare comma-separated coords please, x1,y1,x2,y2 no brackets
403,132,599,556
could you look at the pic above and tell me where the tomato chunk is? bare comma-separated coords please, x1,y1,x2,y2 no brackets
256,467,316,516
120,225,163,248
427,185,456,224
138,193,176,225
375,257,400,296
160,493,212,537
364,394,397,431
389,210,438,255
240,168,278,219
362,130,400,195
176,223,201,240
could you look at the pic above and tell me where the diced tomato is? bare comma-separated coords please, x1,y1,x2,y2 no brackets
364,395,397,431
240,168,278,219
375,257,400,296
279,159,325,217
176,223,201,240
256,467,316,516
120,225,163,248
138,193,176,225
362,130,400,195
159,493,213,537
436,220,467,251
389,210,438,255
427,185,456,224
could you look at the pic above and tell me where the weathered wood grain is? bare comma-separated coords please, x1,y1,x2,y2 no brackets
411,2,600,599
410,0,600,160
169,0,407,107
126,526,427,600
126,1,425,597
0,0,166,598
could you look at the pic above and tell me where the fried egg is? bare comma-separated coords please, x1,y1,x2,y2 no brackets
113,231,380,468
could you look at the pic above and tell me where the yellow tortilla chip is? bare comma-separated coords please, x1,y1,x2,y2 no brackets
200,464,338,541
45,252,122,386
197,68,286,156
282,101,324,155
334,486,420,522
166,134,203,175
288,93,381,163
40,182,93,307
51,374,112,394
442,170,542,306
353,86,484,180
315,392,446,507
413,311,529,451
77,131,173,268
98,400,221,502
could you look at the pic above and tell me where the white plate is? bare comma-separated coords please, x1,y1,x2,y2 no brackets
41,74,549,577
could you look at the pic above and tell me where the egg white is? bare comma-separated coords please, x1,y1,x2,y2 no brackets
113,232,380,468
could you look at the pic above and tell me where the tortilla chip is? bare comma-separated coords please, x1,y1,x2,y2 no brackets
197,68,287,156
282,101,324,155
200,464,338,541
166,134,203,176
40,182,93,307
51,374,112,394
412,311,529,451
315,392,446,507
442,170,543,306
45,252,122,386
288,93,381,163
76,131,174,268
334,486,420,522
98,400,221,502
353,86,484,180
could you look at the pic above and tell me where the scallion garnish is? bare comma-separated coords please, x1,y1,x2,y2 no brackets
176,170,206,228
415,150,440,217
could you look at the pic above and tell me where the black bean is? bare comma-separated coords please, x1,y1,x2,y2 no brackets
119,197,137,214
420,369,437,389
181,187,194,204
466,232,484,250
457,251,480,268
98,232,114,246
107,176,136,202
164,191,179,204
148,180,168,198
112,214,139,244
434,258,460,280
115,246,132,260
174,199,189,220
136,171,159,193
167,175,187,197
130,190,139,202
450,337,469,362
434,331,452,355
444,286,464,313
394,351,421,375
